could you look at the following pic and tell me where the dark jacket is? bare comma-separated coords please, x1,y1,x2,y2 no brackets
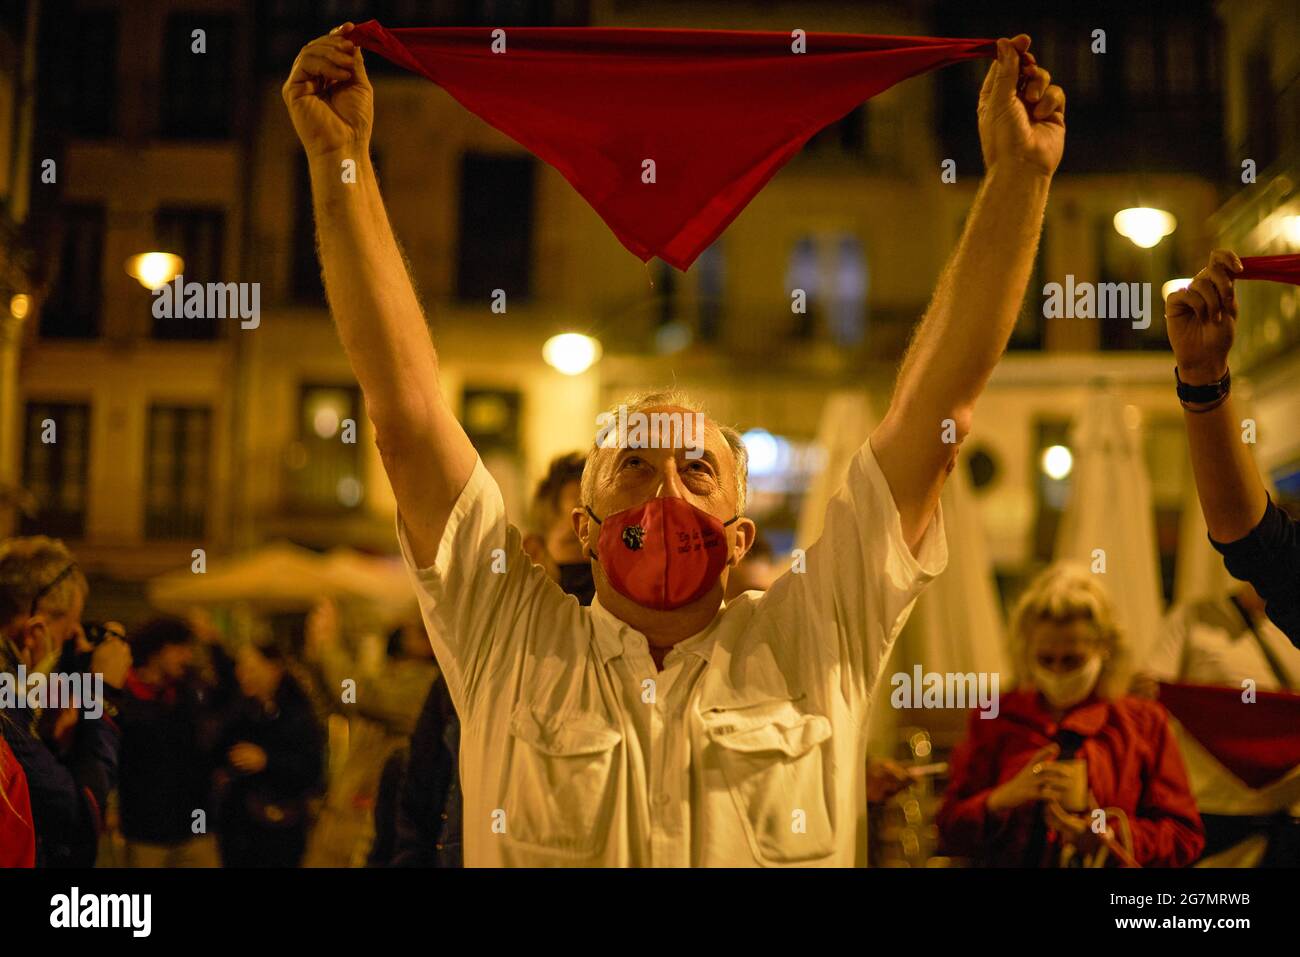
216,677,324,836
389,672,462,867
0,638,121,867
118,670,223,845
1212,497,1300,648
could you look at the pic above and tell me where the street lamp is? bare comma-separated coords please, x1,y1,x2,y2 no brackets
1283,215,1300,248
1114,207,1177,249
1041,444,1073,481
542,333,602,375
125,252,184,291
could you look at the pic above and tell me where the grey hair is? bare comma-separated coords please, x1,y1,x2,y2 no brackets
0,536,88,626
582,389,749,513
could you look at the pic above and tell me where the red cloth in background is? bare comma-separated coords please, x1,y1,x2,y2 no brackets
350,21,995,270
1239,255,1300,286
1158,682,1300,790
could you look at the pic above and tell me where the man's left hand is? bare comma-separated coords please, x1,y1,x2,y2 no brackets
978,35,1066,178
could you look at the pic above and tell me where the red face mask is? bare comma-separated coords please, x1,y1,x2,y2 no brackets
585,498,739,611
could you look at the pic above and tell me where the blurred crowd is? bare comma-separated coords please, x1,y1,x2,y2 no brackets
1,447,1298,869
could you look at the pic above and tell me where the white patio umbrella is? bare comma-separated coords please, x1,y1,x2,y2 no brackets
1053,387,1165,662
148,540,394,613
795,390,1006,753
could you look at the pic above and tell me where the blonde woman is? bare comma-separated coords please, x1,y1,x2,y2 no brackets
937,564,1204,867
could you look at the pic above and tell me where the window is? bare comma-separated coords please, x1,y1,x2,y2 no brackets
1244,39,1278,172
20,402,90,538
804,105,866,158
783,233,866,344
785,236,820,340
42,204,105,339
288,384,363,512
827,237,867,347
43,9,116,137
291,156,326,306
161,14,236,138
695,241,725,343
456,153,535,302
1096,215,1173,352
153,207,226,339
1009,226,1047,350
145,405,211,540
461,388,521,456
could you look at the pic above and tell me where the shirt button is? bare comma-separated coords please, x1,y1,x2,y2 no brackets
441,812,448,821
435,843,444,850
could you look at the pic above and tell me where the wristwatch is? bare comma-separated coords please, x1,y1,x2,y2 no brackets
1174,366,1231,411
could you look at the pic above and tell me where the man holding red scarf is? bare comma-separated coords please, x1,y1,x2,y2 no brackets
283,23,1064,865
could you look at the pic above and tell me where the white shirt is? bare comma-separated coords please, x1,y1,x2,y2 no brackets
396,441,947,866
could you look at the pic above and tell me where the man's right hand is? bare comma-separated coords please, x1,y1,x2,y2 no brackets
282,22,373,158
1166,249,1243,385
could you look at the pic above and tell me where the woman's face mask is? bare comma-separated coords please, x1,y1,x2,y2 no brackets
1031,654,1103,710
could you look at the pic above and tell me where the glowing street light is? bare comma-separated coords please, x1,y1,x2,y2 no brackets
542,333,602,375
1161,278,1192,301
1283,215,1300,248
1114,207,1177,249
125,252,184,291
9,294,30,319
1041,444,1073,481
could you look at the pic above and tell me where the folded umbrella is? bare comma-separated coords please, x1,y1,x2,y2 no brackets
349,20,997,270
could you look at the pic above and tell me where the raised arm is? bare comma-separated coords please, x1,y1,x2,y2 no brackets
870,35,1063,551
282,23,478,566
1164,249,1269,542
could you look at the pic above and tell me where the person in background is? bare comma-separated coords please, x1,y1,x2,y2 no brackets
118,617,228,867
216,642,324,867
1134,583,1300,865
0,733,35,866
938,564,1204,867
303,600,437,867
522,452,594,606
380,452,590,867
0,536,130,866
1164,250,1300,646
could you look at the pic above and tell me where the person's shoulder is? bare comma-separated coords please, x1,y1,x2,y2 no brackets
1109,693,1170,728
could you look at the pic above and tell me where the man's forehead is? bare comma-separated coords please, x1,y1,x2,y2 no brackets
600,404,733,464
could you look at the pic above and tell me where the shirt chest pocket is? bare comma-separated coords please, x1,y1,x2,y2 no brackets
702,699,837,865
503,706,623,860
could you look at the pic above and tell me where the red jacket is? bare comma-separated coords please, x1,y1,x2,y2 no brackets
937,690,1204,867
0,734,35,868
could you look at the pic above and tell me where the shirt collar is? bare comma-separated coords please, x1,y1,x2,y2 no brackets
1005,687,1111,737
589,593,725,665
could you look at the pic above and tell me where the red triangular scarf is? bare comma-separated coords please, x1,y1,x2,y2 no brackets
351,21,995,270
1159,682,1300,789
1240,254,1300,286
